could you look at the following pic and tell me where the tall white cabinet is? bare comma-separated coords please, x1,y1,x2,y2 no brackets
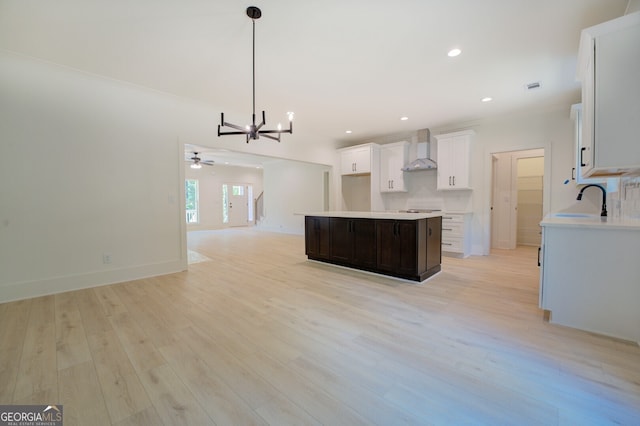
379,141,408,193
577,12,640,177
435,130,474,190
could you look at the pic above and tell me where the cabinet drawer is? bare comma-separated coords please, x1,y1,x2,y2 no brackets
441,237,463,253
442,214,464,223
441,221,463,236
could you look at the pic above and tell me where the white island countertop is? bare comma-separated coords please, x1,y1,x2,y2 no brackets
540,213,640,230
301,211,443,220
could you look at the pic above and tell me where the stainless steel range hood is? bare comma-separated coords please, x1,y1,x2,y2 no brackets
402,129,437,171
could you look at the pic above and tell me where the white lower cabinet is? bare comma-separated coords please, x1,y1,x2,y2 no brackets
539,221,640,342
441,212,472,257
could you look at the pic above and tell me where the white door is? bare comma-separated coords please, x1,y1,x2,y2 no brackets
491,152,516,249
490,149,544,249
226,184,249,227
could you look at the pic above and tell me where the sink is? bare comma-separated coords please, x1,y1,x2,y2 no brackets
552,213,596,218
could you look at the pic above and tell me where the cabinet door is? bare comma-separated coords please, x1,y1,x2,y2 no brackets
352,219,377,268
581,44,595,177
437,134,471,190
305,217,330,259
436,138,453,189
572,104,605,184
578,15,640,177
340,151,354,175
340,146,372,175
376,220,418,275
353,147,371,174
451,136,470,188
329,218,352,262
380,143,407,193
376,220,397,272
594,23,640,170
426,217,442,270
395,221,418,276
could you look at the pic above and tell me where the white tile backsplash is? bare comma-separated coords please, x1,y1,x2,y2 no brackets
621,174,640,219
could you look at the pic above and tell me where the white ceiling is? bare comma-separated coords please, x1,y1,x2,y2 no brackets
0,0,631,163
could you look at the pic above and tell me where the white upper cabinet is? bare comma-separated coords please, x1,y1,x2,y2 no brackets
340,145,373,175
577,12,640,178
379,141,408,192
571,104,605,184
435,130,474,190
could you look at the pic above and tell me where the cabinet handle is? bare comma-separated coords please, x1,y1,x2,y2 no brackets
442,242,453,246
449,176,452,186
443,216,453,220
580,147,586,167
537,247,541,267
572,167,576,180
428,227,432,237
442,228,453,231
452,176,456,186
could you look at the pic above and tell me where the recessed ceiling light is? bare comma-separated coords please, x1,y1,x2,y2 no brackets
448,48,462,57
400,116,409,121
345,130,352,134
481,97,493,102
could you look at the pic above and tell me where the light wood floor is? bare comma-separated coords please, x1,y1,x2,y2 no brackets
1,228,639,425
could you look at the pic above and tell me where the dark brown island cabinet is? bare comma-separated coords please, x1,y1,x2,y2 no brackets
304,214,442,282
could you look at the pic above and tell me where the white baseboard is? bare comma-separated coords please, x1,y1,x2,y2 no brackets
0,259,187,303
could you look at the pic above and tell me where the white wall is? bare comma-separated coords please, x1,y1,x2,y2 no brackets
261,160,331,234
461,107,577,255
185,164,263,231
0,51,335,302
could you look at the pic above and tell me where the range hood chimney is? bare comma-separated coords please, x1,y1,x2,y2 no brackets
402,128,437,171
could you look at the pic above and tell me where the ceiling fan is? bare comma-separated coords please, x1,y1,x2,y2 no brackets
188,152,214,169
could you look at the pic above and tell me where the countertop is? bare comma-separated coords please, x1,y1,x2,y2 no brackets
540,214,640,230
301,211,443,220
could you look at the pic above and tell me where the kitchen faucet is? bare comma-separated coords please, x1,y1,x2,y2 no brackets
576,184,607,217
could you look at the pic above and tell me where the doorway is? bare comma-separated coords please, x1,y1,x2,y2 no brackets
491,149,544,249
222,183,252,227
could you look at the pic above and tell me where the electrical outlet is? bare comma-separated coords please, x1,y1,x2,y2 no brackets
103,253,112,264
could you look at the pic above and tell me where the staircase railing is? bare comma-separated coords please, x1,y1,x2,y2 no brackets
255,191,264,225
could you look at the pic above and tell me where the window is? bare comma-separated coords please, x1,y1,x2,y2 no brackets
185,179,199,224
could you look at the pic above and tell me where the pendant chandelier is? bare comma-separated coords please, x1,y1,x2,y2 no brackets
217,6,293,143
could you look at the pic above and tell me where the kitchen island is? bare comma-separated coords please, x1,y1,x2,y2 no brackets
304,211,442,282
